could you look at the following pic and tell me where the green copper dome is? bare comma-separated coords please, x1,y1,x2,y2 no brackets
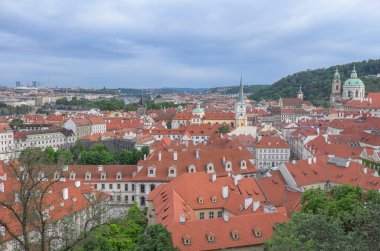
343,66,365,87
343,78,365,87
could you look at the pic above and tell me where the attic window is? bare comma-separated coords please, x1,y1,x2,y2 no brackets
101,172,106,180
182,235,191,246
116,172,122,180
0,226,5,237
69,172,76,180
240,160,247,169
211,196,217,203
230,230,239,240
206,232,215,242
85,172,91,180
197,196,204,204
252,228,262,238
276,142,279,146
188,165,196,173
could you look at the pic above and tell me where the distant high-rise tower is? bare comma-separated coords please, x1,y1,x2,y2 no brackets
297,85,304,100
235,74,247,127
16,81,21,87
32,80,37,87
136,90,146,116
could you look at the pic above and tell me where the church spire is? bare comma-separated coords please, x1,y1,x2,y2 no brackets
139,89,144,105
238,73,244,103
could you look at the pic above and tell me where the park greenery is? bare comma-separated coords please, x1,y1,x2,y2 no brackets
266,185,380,251
69,203,178,251
20,143,150,165
249,59,380,107
0,102,33,116
56,97,125,111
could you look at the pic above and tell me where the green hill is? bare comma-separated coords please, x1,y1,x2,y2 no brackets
208,85,269,94
248,59,380,107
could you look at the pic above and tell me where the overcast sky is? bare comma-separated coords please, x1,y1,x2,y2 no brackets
0,0,379,88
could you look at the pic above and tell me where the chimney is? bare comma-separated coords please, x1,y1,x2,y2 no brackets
144,154,147,161
317,127,320,135
173,151,177,161
244,197,253,209
233,174,242,185
312,156,317,164
307,157,312,165
223,211,229,222
74,181,81,188
98,165,103,172
222,156,226,164
252,201,260,211
62,188,69,200
291,160,296,165
158,151,162,162
180,214,186,224
195,149,200,159
363,167,368,174
211,173,216,182
222,185,229,199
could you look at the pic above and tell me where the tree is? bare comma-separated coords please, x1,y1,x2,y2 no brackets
0,148,65,251
137,224,178,251
217,125,230,133
9,118,24,127
267,185,380,251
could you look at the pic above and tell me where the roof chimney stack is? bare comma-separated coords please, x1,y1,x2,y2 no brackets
195,149,200,159
222,185,229,199
158,151,162,162
74,181,81,188
62,188,69,200
173,151,178,161
223,211,229,222
211,173,216,182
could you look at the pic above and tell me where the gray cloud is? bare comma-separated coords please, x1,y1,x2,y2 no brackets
0,0,380,88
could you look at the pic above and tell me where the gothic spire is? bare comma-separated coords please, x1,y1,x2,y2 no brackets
238,73,244,103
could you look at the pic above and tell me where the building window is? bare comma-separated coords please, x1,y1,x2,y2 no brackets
140,184,145,194
101,184,105,190
150,184,156,191
140,196,146,206
132,184,135,191
132,195,135,202
199,212,205,220
109,184,113,189
125,184,128,191
218,210,223,218
124,195,129,203
209,211,214,219
94,184,97,189
117,195,121,202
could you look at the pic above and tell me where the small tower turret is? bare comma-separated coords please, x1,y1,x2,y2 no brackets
297,85,304,100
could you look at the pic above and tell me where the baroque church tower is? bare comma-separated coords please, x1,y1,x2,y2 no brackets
330,68,341,106
235,74,247,127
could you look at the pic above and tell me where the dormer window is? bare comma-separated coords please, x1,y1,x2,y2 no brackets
240,160,247,169
230,230,239,240
168,166,177,177
54,172,60,180
225,161,232,171
206,232,215,242
98,165,103,172
211,196,217,203
197,196,204,204
182,234,191,246
85,172,91,180
206,163,214,173
63,165,68,171
148,167,156,177
188,165,196,173
100,172,106,180
252,228,262,238
116,172,122,180
69,172,76,180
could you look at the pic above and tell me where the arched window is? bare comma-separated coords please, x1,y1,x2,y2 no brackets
206,163,214,173
188,165,196,173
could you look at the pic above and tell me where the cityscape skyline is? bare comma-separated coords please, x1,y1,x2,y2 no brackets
1,0,380,88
